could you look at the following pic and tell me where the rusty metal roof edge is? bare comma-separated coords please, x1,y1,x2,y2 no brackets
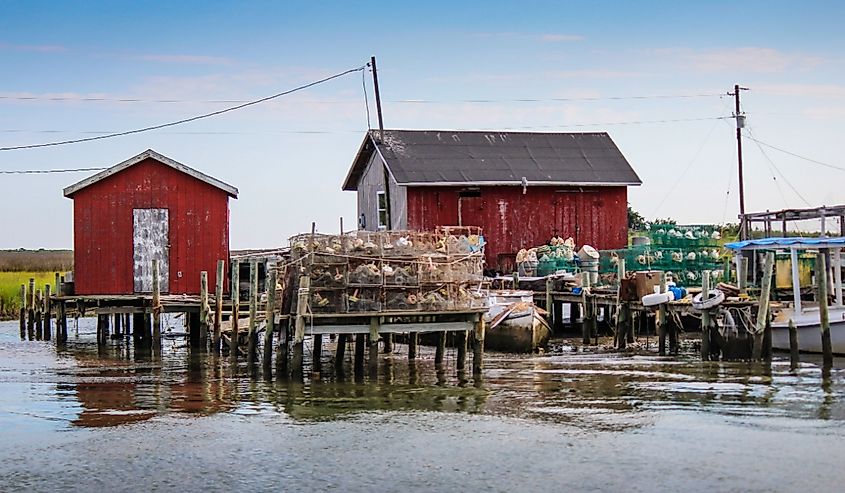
63,149,239,198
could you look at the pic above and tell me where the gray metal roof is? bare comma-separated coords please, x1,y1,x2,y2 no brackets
64,149,238,198
342,129,641,191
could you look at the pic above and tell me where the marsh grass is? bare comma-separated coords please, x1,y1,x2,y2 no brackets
0,271,58,318
0,249,72,272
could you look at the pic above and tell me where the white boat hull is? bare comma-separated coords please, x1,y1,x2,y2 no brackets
771,306,845,354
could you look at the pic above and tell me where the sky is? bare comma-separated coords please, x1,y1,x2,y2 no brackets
2,0,845,249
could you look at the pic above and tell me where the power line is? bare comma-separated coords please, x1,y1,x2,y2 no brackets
745,128,811,206
0,65,366,152
0,167,106,174
742,134,845,173
0,92,724,105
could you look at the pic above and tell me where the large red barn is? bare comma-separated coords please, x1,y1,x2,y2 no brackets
64,149,238,295
342,130,641,272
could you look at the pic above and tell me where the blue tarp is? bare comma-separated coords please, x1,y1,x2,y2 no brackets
724,236,845,250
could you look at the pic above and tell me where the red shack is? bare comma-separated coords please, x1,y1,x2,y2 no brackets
342,130,641,272
64,149,238,295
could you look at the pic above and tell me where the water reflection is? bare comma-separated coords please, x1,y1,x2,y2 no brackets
1,319,844,431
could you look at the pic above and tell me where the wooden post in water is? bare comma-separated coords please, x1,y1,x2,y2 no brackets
246,263,258,365
213,259,225,354
616,259,627,350
97,312,109,345
354,333,365,378
545,276,553,326
19,284,26,340
44,284,52,341
276,318,289,377
817,252,834,367
408,332,418,360
472,314,485,377
262,270,277,372
230,259,240,361
335,334,348,370
152,260,162,348
58,301,68,343
199,270,209,351
34,289,43,340
383,333,393,353
313,334,323,375
657,272,667,356
788,320,800,369
456,329,468,371
291,275,310,375
752,252,775,360
435,330,446,366
368,317,380,375
27,278,35,341
700,271,711,361
581,272,591,345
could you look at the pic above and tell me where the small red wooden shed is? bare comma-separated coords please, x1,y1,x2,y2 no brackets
342,130,641,272
64,149,238,295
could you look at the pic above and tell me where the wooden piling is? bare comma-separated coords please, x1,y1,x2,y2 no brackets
213,259,225,354
97,313,109,345
788,319,800,369
33,289,43,340
435,330,446,366
335,334,348,369
19,284,25,340
408,332,418,360
43,284,52,341
368,317,380,374
133,312,144,345
472,315,485,377
657,273,667,356
545,276,553,325
230,259,240,361
199,270,209,351
581,272,591,345
152,260,162,348
354,333,365,377
291,275,310,375
456,329,468,371
313,334,323,374
752,252,775,360
27,278,35,340
276,318,289,376
58,301,67,342
246,263,258,365
700,271,711,361
262,270,277,371
818,252,834,367
383,333,394,353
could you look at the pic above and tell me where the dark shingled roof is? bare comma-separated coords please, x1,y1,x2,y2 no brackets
342,129,641,191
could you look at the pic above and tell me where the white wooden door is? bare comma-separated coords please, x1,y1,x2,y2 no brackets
133,208,170,293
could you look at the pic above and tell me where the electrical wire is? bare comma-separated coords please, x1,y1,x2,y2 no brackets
742,134,845,173
0,92,725,105
745,127,811,207
0,65,366,152
0,167,106,174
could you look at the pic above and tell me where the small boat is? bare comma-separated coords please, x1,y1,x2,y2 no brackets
726,236,845,354
484,290,551,353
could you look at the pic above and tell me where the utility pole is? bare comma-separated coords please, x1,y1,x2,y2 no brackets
370,56,385,142
371,55,391,229
730,84,749,239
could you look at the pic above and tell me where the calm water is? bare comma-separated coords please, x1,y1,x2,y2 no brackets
1,317,844,492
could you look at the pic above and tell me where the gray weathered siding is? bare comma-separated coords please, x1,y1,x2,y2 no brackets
356,151,407,230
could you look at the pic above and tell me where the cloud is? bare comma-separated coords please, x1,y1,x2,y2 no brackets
136,54,233,65
0,42,66,53
657,47,823,73
473,32,585,43
538,33,584,42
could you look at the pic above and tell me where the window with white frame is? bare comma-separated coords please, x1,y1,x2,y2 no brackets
377,191,388,229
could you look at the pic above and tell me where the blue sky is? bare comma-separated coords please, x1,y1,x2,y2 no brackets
2,0,845,248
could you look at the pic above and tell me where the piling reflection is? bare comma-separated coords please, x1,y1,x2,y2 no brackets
3,320,844,431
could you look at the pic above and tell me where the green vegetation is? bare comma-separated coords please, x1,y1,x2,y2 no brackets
0,271,57,319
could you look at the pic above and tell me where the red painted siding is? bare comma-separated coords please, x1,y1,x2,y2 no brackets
406,186,627,270
70,158,230,295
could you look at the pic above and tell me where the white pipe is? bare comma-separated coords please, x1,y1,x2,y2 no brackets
791,247,802,313
835,248,843,306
